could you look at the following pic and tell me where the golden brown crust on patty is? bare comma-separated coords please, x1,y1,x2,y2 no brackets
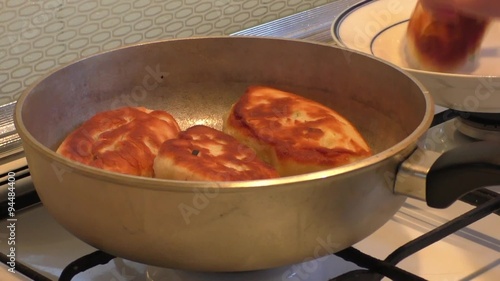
153,125,280,181
405,2,490,72
223,86,372,177
56,106,180,177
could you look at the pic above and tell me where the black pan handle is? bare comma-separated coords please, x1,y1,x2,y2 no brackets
426,141,500,208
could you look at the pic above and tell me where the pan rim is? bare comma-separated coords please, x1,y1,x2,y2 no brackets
14,36,435,193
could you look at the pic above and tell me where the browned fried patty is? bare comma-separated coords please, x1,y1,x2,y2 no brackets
56,106,180,177
223,86,372,177
153,125,280,181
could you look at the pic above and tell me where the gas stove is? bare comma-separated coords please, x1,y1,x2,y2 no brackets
1,1,499,280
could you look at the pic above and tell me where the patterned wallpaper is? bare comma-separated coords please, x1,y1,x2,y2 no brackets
0,0,336,105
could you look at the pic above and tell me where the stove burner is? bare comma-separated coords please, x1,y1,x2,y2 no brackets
453,111,500,141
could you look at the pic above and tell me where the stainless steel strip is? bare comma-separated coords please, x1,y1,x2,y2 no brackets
0,102,16,136
231,0,359,41
0,102,17,135
0,102,20,160
0,134,22,156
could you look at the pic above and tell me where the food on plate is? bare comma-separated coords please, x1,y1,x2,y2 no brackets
405,1,490,72
57,106,181,177
222,86,372,177
153,125,280,181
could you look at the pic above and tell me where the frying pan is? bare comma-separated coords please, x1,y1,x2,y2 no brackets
13,37,500,272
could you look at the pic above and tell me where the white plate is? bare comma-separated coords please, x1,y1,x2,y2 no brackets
331,0,500,113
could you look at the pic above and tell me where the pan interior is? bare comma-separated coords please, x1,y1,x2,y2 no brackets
18,37,430,174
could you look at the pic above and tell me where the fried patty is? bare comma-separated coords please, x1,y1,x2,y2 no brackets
153,125,280,181
56,106,180,177
223,86,372,177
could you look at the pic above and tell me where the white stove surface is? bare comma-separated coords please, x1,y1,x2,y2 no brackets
1,193,498,281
